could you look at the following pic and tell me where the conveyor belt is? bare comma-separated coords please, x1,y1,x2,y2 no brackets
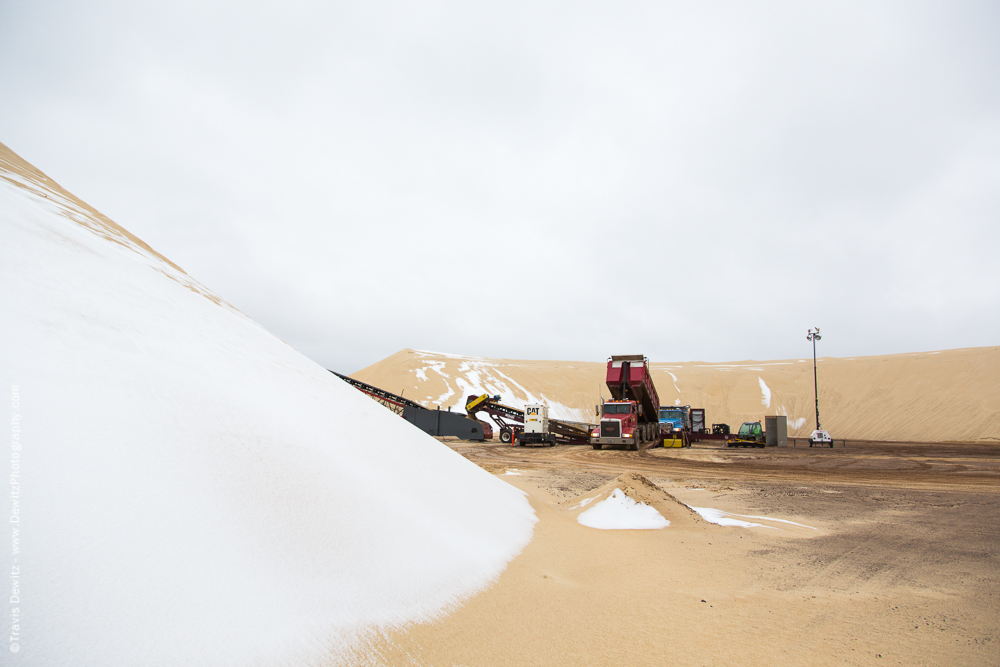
329,371,423,415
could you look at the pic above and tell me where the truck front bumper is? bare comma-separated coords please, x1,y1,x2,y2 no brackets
591,437,633,446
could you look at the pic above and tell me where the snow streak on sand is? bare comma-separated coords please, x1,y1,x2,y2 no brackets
777,404,807,431
0,146,537,666
577,490,670,530
758,376,772,408
667,371,680,394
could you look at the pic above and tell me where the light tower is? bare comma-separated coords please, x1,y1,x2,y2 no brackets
806,327,821,430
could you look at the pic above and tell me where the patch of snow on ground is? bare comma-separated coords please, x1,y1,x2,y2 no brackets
689,507,771,528
726,513,817,529
0,164,537,666
578,490,670,530
758,376,772,408
688,506,816,530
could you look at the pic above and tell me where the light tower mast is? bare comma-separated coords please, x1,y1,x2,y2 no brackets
806,327,822,430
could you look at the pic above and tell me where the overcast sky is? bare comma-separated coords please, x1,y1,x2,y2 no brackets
2,0,998,372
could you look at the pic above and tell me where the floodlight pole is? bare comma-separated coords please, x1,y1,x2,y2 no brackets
807,327,821,430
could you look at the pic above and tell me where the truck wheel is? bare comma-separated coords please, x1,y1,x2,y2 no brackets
500,429,512,444
629,439,639,451
592,443,603,450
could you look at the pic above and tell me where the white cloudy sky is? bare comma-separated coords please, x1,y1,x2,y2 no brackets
2,0,998,372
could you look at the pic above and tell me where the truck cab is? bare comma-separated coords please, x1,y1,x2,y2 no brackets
658,405,690,437
591,354,661,451
590,400,642,451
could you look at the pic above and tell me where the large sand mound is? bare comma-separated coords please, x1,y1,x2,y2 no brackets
353,347,1000,442
0,142,537,665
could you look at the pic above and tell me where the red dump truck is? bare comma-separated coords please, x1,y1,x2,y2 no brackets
590,354,661,451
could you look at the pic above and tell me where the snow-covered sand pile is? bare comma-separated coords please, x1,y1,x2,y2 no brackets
567,473,703,530
577,489,670,530
0,142,536,665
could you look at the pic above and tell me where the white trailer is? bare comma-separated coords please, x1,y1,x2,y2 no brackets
808,429,834,447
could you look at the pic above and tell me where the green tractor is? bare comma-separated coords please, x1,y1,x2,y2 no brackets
728,421,765,448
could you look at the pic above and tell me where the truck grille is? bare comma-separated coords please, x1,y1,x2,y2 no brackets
600,420,621,438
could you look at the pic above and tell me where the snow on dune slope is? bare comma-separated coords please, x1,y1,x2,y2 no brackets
392,350,590,422
0,143,536,666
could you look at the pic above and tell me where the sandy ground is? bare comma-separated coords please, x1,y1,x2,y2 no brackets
358,439,1000,666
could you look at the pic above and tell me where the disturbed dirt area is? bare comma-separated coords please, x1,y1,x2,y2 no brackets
419,438,1000,666
462,438,1000,491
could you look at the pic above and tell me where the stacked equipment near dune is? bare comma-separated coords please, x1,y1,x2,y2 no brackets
590,355,661,451
464,394,594,445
